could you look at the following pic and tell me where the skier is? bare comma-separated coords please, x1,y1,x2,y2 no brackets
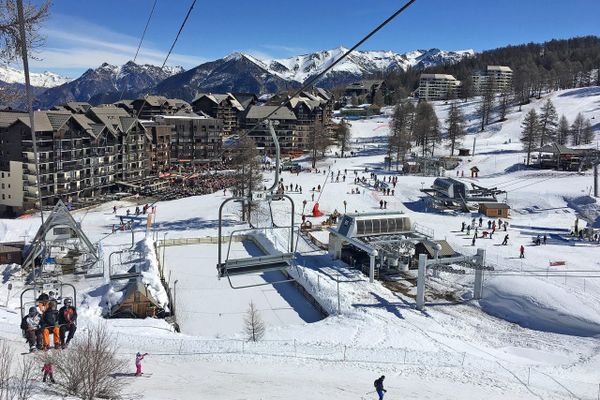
466,225,471,235
58,298,77,348
21,307,42,352
42,363,56,384
461,222,465,232
374,375,387,400
502,234,509,245
135,352,149,376
487,220,492,229
42,301,60,350
113,205,117,214
472,234,476,246
383,201,387,209
543,234,547,245
478,217,483,227
519,245,525,258
380,200,383,209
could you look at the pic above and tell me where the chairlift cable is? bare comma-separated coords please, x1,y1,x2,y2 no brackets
118,0,159,101
208,0,418,162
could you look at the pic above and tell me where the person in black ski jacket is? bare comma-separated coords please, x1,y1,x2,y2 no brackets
374,375,386,400
21,307,42,352
58,298,77,348
41,301,60,349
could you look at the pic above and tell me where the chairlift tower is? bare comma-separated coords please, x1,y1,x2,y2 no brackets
217,120,298,289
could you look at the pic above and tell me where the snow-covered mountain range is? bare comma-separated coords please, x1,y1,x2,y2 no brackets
155,47,473,101
0,64,71,88
5,47,472,108
32,61,184,108
246,47,474,83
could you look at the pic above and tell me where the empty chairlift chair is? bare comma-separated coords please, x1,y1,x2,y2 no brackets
216,119,297,289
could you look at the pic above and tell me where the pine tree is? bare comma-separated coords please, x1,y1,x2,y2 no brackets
388,102,414,169
446,103,466,156
497,88,511,121
372,90,384,106
521,109,540,165
413,101,438,156
570,113,586,146
538,99,558,146
582,119,595,144
231,136,262,221
335,119,351,157
478,86,495,131
307,121,330,168
460,75,473,102
557,115,570,145
244,301,265,342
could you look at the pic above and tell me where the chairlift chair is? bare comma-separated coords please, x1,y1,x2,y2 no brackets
216,119,298,289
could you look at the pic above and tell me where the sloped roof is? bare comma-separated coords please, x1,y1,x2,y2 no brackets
0,111,27,128
141,95,168,107
46,112,72,130
245,105,297,120
418,240,456,258
13,111,54,132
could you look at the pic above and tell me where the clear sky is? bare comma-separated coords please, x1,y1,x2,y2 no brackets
27,0,600,77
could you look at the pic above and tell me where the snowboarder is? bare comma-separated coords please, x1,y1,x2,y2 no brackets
374,375,387,400
135,352,148,376
502,234,509,245
21,307,41,352
58,298,77,348
519,245,525,258
42,363,55,384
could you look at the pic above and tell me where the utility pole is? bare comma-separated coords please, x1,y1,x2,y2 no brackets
472,136,477,157
17,0,44,225
594,164,598,198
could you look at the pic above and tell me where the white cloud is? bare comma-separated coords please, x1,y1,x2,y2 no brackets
30,13,206,72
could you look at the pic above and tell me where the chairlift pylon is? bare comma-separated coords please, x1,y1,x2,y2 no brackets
217,119,298,289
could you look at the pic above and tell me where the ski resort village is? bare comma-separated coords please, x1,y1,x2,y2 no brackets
1,1,600,399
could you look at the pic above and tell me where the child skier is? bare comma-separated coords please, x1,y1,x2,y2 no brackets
135,352,148,376
42,363,55,383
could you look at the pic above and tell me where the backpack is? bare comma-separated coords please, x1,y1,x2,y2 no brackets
20,316,28,330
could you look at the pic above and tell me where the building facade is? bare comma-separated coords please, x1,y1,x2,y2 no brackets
0,106,150,215
191,93,244,135
156,111,223,165
472,65,513,94
417,74,461,101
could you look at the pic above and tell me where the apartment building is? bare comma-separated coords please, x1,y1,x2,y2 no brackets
191,93,245,135
156,110,223,165
142,120,172,173
0,106,149,215
417,74,461,101
129,96,192,120
473,65,513,94
243,105,298,153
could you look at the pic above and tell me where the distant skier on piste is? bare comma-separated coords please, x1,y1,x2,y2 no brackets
374,375,387,400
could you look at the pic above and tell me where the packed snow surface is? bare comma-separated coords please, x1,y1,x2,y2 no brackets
0,87,599,399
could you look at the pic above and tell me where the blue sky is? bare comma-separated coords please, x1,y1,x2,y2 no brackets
28,0,600,77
